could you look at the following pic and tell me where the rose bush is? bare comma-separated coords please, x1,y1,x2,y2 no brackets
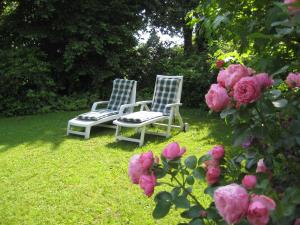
128,63,300,224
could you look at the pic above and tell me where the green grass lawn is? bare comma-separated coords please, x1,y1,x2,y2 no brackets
0,108,233,225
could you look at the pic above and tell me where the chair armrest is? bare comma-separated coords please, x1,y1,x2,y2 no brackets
91,101,109,111
166,103,182,108
135,100,152,106
119,103,140,115
136,100,152,111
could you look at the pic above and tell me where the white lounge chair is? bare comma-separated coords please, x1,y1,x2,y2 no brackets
113,75,187,146
67,79,137,139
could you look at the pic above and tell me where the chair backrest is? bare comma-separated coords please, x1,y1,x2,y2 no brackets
151,75,183,115
107,79,137,111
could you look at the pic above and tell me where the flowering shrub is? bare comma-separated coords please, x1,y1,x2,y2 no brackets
128,63,300,224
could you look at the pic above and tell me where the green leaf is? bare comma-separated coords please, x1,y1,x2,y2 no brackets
189,218,203,225
276,27,293,36
154,167,167,179
171,187,181,199
246,158,257,170
269,90,281,99
186,175,195,185
271,65,289,77
272,99,288,108
220,108,236,119
174,196,190,209
185,156,197,169
204,186,218,197
193,167,205,180
154,191,173,203
198,155,211,165
152,200,172,219
181,205,202,218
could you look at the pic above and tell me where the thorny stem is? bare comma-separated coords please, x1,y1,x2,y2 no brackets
172,176,202,207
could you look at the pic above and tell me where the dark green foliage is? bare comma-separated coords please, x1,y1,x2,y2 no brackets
0,47,54,116
0,0,143,116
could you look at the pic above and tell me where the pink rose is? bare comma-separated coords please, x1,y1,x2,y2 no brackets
286,72,300,88
216,59,225,69
247,201,269,225
139,151,154,170
214,183,249,224
217,69,228,87
206,166,221,185
242,175,257,190
247,195,276,225
205,84,230,112
225,64,252,89
139,173,156,197
162,142,186,160
256,159,267,173
233,76,261,104
295,218,300,225
204,158,219,170
255,73,274,89
128,154,146,184
211,145,225,160
284,0,300,13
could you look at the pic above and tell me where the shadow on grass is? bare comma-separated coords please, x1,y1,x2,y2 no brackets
0,108,234,154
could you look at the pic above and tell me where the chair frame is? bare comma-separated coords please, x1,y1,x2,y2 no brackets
113,75,186,146
67,80,137,139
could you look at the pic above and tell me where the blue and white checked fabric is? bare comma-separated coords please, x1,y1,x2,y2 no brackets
107,79,135,111
78,109,118,121
151,77,180,115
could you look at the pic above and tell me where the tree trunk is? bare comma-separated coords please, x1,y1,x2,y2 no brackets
183,24,193,56
195,23,206,53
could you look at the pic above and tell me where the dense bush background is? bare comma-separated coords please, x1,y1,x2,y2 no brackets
2,1,298,116
0,0,212,116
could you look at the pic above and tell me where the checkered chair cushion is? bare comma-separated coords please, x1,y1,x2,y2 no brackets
78,109,118,121
107,79,135,111
151,77,180,115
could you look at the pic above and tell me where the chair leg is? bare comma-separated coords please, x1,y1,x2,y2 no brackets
67,122,71,136
115,125,121,141
176,108,184,130
166,117,172,138
84,127,91,139
139,126,146,147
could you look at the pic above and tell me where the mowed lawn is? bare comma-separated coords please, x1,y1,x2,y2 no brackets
0,108,233,225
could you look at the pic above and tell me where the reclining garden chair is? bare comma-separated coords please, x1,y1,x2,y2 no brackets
67,79,137,139
113,75,187,146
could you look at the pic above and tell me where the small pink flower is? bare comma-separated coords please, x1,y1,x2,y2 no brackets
128,154,146,184
204,158,219,170
242,175,257,190
214,183,249,224
233,76,261,104
206,166,221,185
247,195,276,225
216,59,225,69
211,145,225,160
284,0,300,13
162,142,186,160
256,159,268,173
255,73,274,89
205,84,230,112
139,173,156,197
139,151,154,170
286,72,300,88
294,218,300,225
